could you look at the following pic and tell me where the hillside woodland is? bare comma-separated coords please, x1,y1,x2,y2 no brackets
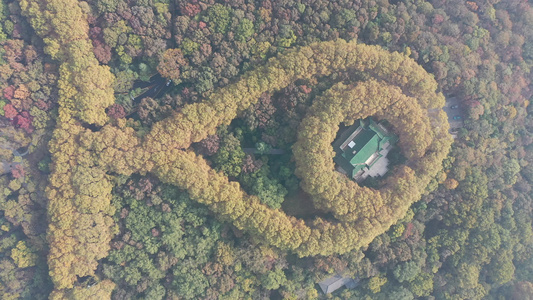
0,0,532,299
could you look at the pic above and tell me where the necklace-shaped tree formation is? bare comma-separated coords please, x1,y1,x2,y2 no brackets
20,0,452,297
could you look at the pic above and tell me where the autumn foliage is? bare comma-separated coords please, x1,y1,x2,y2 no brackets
19,0,117,293
20,0,115,126
22,1,450,294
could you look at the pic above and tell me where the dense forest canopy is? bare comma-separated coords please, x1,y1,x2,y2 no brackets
0,0,532,299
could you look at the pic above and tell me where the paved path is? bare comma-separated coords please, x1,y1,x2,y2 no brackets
243,148,285,155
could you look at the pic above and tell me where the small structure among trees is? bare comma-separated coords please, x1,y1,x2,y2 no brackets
318,274,359,294
332,118,397,181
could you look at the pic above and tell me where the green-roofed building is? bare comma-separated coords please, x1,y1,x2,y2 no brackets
332,118,398,181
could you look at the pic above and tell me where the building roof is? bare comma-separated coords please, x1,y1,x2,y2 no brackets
347,130,380,166
318,274,359,294
332,118,397,179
